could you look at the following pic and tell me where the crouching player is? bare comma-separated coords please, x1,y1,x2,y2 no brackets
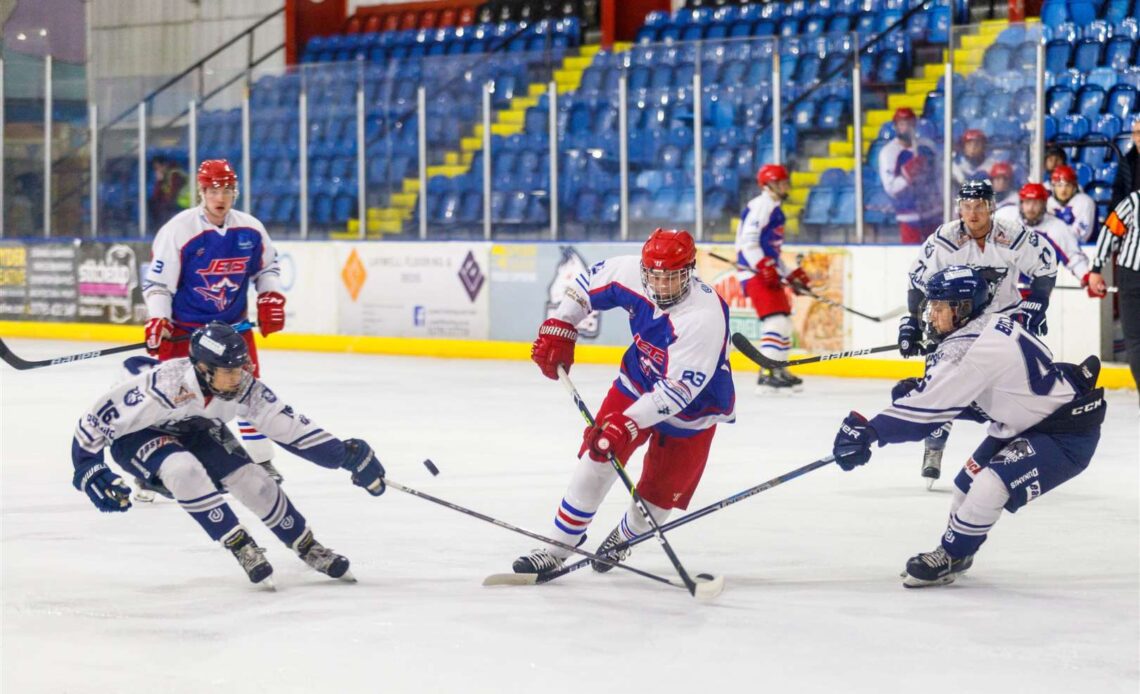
70,322,386,587
831,266,1105,587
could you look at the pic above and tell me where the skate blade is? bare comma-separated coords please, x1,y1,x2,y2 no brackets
134,490,156,503
902,574,956,588
482,573,539,587
336,569,358,583
694,572,726,600
257,577,277,592
925,478,936,491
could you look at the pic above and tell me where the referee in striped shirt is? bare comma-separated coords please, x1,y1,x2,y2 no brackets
1088,191,1140,399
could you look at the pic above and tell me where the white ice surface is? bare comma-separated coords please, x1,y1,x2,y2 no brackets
2,339,1137,694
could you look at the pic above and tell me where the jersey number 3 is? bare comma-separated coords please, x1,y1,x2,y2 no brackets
1018,335,1061,396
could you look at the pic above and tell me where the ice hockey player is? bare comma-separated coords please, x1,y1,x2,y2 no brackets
995,183,1091,284
69,322,386,587
514,229,735,576
899,178,1057,487
141,159,287,492
832,265,1105,587
1047,164,1097,243
734,163,811,391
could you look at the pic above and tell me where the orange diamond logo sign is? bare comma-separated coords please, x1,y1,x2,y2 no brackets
341,249,367,302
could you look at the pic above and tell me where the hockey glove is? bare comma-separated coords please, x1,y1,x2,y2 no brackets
144,317,173,356
257,291,287,337
756,257,782,289
583,412,640,464
341,438,385,496
1012,298,1048,336
891,377,922,402
900,154,928,183
897,315,923,357
832,411,876,471
531,318,578,380
786,267,811,295
1083,272,1108,298
73,462,132,513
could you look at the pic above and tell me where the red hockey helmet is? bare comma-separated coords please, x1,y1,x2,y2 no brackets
641,228,696,308
1051,164,1078,185
962,129,987,145
197,159,238,189
989,161,1013,179
1019,183,1049,201
893,107,917,122
756,164,789,187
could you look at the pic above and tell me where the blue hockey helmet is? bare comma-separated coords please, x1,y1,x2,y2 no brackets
922,265,992,341
189,321,251,400
956,177,995,205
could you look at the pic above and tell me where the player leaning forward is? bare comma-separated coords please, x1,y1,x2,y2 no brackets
513,229,735,575
834,265,1105,587
899,179,1057,485
142,159,287,487
69,322,386,586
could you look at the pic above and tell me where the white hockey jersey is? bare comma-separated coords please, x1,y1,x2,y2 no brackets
71,358,344,471
870,313,1084,442
734,191,786,279
552,255,735,436
1047,191,1097,243
142,207,282,327
994,206,1089,280
909,216,1057,313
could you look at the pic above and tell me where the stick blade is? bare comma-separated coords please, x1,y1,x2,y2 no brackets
482,573,538,587
731,332,785,369
693,572,725,601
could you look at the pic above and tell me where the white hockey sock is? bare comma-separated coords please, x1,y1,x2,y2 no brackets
758,314,792,362
618,499,672,540
945,468,1008,555
547,454,622,557
233,419,275,464
158,452,239,542
223,463,308,547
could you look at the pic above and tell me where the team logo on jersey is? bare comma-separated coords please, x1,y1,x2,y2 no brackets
632,333,666,366
194,257,249,311
261,387,277,403
207,508,226,523
993,438,1035,465
545,247,601,338
123,387,144,406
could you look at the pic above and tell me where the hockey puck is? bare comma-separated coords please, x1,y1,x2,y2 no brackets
696,573,715,581
423,459,440,476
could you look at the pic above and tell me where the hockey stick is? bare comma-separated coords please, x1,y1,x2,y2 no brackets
485,455,836,587
732,332,898,370
0,320,255,371
381,478,704,593
1018,283,1118,294
556,367,722,599
706,251,905,322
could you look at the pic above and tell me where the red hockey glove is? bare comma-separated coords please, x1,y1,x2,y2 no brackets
756,257,782,289
531,318,577,380
584,412,640,464
901,154,928,183
786,267,811,295
256,292,286,337
144,317,172,355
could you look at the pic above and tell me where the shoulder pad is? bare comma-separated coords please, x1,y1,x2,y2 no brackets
934,222,966,250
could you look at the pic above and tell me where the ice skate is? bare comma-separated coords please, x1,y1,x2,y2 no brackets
512,548,568,575
921,446,943,490
756,367,803,394
133,475,173,503
591,526,632,573
224,528,275,588
257,460,284,483
294,529,354,582
901,547,974,588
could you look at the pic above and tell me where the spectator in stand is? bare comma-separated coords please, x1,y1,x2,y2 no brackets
1043,144,1068,191
990,162,1019,210
1110,116,1140,210
951,129,997,191
878,108,943,243
149,156,188,231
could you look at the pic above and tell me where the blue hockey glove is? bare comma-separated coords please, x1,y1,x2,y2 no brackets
891,377,922,401
833,411,877,471
1012,298,1048,336
898,315,923,357
342,438,385,496
73,462,132,513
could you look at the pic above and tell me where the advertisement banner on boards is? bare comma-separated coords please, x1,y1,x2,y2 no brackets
488,242,639,346
0,242,29,319
0,241,81,322
336,242,491,339
273,242,338,336
75,241,150,324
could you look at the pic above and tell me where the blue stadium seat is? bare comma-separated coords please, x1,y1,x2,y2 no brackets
1072,39,1103,73
983,44,1012,74
831,186,856,225
1047,86,1076,116
1106,37,1136,71
802,188,835,225
1093,113,1123,138
1074,162,1094,188
1087,67,1120,91
1059,114,1091,138
1077,85,1107,118
1041,0,1068,27
1108,84,1139,119
1045,40,1072,72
